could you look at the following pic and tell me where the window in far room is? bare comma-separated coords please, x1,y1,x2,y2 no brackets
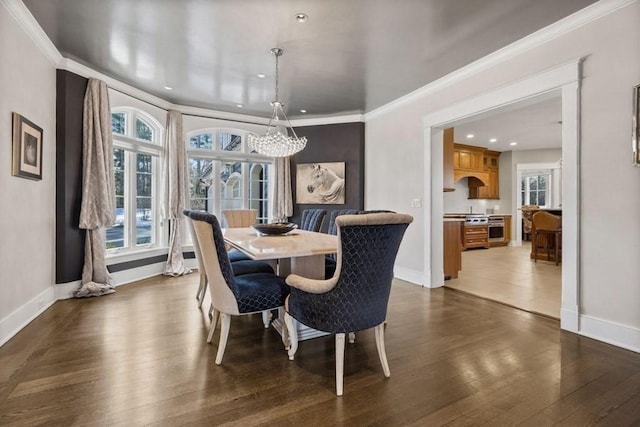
521,171,552,208
187,129,272,226
107,108,163,252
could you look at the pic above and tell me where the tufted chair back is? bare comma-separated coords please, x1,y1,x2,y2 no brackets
300,209,327,232
288,213,413,333
326,209,359,236
222,209,258,228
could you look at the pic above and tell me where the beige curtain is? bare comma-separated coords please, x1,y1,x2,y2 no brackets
75,79,116,298
271,156,293,222
162,110,192,276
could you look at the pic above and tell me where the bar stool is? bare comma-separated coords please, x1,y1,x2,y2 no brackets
532,211,562,265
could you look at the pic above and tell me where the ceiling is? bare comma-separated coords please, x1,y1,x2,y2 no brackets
23,0,597,119
453,94,562,152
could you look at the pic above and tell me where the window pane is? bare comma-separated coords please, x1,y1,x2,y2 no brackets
112,113,125,135
538,175,547,190
529,178,537,191
529,192,538,206
538,191,546,207
190,133,214,149
107,148,126,249
249,163,270,223
221,161,243,210
189,158,214,211
220,133,242,152
136,198,153,245
136,118,153,141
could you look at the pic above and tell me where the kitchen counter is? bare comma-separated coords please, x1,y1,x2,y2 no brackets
444,218,465,222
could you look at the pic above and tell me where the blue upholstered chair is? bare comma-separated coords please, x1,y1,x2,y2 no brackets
188,211,289,365
299,209,327,232
324,209,359,278
184,209,274,310
284,212,413,396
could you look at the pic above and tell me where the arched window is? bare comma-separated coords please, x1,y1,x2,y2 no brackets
186,128,272,225
107,108,162,252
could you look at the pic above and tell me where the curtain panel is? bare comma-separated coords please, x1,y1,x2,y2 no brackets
162,110,192,276
271,156,293,222
75,79,116,298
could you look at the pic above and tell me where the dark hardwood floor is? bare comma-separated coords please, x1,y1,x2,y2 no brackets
1,275,639,426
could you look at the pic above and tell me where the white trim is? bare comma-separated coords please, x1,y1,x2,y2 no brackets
365,0,634,121
561,307,579,333
1,0,62,65
394,267,424,286
579,314,640,353
0,287,56,347
423,59,582,332
289,114,365,127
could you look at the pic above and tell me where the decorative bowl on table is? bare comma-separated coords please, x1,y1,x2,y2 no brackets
251,222,298,236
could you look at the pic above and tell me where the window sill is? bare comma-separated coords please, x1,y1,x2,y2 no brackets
106,244,195,265
106,246,168,265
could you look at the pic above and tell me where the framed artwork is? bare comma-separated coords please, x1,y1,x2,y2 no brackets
633,84,640,166
12,113,43,180
296,162,345,204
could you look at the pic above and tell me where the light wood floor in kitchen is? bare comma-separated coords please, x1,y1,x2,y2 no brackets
445,242,561,319
2,274,640,425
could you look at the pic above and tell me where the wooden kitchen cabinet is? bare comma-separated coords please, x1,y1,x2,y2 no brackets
469,150,500,199
463,225,489,250
443,128,455,192
443,220,462,279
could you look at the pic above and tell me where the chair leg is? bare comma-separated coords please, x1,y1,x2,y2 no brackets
195,273,204,301
335,333,346,397
284,313,298,360
374,324,391,377
262,310,273,329
215,313,231,365
197,276,208,308
348,332,356,344
207,308,219,343
533,231,538,262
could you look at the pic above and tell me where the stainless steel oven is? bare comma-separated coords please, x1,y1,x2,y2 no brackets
488,217,505,242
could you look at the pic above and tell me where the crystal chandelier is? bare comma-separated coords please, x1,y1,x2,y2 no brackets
248,48,307,157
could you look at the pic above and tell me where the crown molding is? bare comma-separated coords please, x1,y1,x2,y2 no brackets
365,0,637,121
1,0,62,65
289,114,365,127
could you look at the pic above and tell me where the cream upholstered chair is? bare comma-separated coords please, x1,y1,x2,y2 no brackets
222,209,258,228
284,212,413,396
222,209,258,262
189,210,289,365
184,209,275,316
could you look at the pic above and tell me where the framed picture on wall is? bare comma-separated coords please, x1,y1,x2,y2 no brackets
296,162,345,204
633,84,640,166
12,112,43,180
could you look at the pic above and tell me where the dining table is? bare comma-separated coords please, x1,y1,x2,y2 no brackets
222,227,338,341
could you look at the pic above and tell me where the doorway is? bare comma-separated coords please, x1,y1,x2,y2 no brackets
423,60,581,332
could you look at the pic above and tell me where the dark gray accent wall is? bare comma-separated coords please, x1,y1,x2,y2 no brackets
55,70,184,283
56,70,87,283
290,122,365,232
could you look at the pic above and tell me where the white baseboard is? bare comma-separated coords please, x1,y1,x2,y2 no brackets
394,266,424,286
56,258,199,300
561,307,579,332
579,314,640,354
0,286,56,347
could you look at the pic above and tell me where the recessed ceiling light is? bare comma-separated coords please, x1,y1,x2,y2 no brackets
164,86,173,90
237,104,244,108
466,134,474,139
300,109,307,113
489,138,497,143
295,13,308,23
257,73,266,78
510,142,518,146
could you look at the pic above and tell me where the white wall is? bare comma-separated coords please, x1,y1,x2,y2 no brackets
0,4,56,341
366,3,640,332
